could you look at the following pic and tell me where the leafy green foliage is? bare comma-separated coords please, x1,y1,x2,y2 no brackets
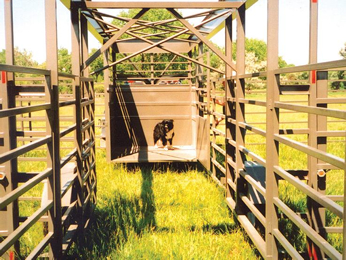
58,47,72,74
0,47,39,68
89,48,104,82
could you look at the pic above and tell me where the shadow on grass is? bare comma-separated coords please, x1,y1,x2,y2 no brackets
67,165,156,259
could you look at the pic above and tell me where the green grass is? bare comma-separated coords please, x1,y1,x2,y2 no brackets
67,151,259,259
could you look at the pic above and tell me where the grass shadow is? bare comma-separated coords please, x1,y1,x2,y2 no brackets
67,166,156,258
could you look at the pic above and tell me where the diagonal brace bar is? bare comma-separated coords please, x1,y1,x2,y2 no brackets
82,8,149,70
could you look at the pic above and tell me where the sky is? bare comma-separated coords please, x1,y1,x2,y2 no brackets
0,0,345,66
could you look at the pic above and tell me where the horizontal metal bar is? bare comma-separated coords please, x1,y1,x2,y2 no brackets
62,224,78,254
224,197,235,212
0,201,53,256
62,201,77,227
85,1,244,9
227,178,236,192
239,193,266,226
273,197,341,260
0,136,51,164
317,98,346,104
326,195,344,202
237,215,266,258
226,157,236,169
211,142,226,156
81,77,94,82
0,168,52,210
81,99,94,107
60,124,76,138
61,175,77,199
16,131,47,137
272,229,303,260
279,128,309,135
239,98,267,107
61,149,77,169
0,64,50,75
211,127,225,137
59,100,76,107
324,227,343,233
274,166,343,218
0,104,51,119
239,170,266,197
26,232,53,260
211,158,226,174
274,59,346,75
274,134,346,170
275,102,346,120
239,146,266,166
238,72,267,79
58,72,78,79
317,131,346,137
210,173,225,189
239,122,266,137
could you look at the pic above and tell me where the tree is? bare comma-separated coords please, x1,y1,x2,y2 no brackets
0,49,5,63
340,42,346,59
89,48,104,82
58,48,72,74
0,47,39,67
331,43,346,90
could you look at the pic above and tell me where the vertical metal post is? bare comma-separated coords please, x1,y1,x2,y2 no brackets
45,0,62,258
266,0,279,258
307,1,326,258
70,1,84,230
81,11,89,78
104,49,111,161
225,15,236,204
235,4,247,215
150,54,154,85
2,0,19,257
198,42,204,117
206,51,210,123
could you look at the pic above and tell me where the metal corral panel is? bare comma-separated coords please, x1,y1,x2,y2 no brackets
109,84,196,162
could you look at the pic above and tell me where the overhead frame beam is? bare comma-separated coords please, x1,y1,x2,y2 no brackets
85,2,244,9
168,8,236,71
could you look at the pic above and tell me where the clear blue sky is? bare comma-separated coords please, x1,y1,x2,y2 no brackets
0,0,345,66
